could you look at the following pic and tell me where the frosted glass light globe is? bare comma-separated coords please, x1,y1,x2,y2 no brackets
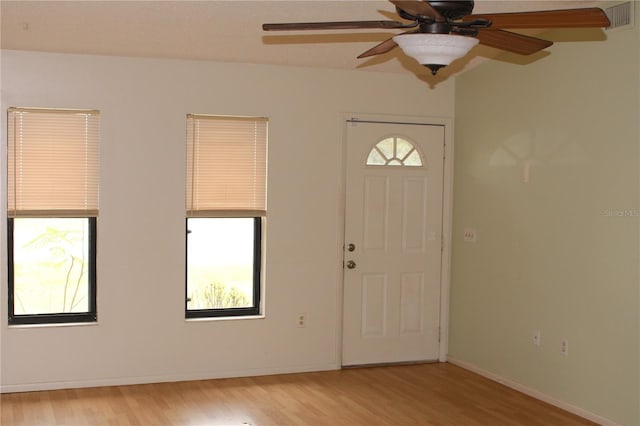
393,34,479,74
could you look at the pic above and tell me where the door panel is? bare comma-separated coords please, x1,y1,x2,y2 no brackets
363,176,389,251
402,177,427,252
362,274,387,337
400,273,424,335
342,120,445,366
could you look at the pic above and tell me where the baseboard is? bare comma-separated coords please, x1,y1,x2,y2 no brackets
0,362,339,394
447,357,619,426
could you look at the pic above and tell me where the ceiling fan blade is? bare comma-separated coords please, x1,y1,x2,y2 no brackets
476,29,553,55
263,20,411,31
465,8,610,29
357,37,398,59
357,29,419,58
389,0,444,21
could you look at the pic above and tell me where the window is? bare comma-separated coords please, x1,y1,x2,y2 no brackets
185,115,267,318
366,136,423,167
7,108,99,325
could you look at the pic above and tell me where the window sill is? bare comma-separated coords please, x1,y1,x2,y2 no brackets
185,314,265,323
7,321,99,329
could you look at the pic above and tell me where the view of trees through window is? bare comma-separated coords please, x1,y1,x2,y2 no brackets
186,218,256,310
11,218,90,315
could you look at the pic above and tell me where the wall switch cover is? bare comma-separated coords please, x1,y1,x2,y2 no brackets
463,228,477,243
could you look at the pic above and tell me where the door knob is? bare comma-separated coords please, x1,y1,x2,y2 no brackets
347,243,356,252
346,260,356,269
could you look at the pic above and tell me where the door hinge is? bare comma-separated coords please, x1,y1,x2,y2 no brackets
438,326,441,343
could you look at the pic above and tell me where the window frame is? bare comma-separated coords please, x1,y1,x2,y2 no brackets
185,114,267,319
6,107,99,326
8,217,98,325
185,216,262,318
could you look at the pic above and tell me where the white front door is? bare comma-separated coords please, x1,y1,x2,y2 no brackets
342,119,445,366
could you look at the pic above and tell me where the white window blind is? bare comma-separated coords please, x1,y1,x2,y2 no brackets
7,108,100,218
186,115,267,217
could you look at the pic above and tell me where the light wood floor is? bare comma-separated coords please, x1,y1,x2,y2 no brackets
1,363,596,426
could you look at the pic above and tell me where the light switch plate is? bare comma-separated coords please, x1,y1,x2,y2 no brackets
463,228,477,243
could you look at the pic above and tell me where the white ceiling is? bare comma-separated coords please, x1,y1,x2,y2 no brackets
1,0,601,78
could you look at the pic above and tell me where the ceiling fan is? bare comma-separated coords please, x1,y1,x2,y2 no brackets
263,0,610,75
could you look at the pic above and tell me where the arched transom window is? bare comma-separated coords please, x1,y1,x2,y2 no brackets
366,136,423,167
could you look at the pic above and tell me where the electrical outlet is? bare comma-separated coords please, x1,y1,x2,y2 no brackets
463,228,477,243
561,338,569,356
532,330,541,346
297,313,306,328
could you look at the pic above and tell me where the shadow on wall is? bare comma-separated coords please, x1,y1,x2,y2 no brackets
489,128,589,169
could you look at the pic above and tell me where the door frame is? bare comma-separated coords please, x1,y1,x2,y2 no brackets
336,113,454,365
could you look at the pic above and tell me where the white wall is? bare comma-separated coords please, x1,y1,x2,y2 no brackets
0,50,454,391
450,14,640,426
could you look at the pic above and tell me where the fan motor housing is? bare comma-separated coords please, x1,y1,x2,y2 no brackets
428,1,474,19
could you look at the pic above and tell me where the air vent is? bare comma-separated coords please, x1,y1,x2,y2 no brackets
605,2,634,30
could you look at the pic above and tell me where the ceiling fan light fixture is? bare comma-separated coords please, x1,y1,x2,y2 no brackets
392,33,479,75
